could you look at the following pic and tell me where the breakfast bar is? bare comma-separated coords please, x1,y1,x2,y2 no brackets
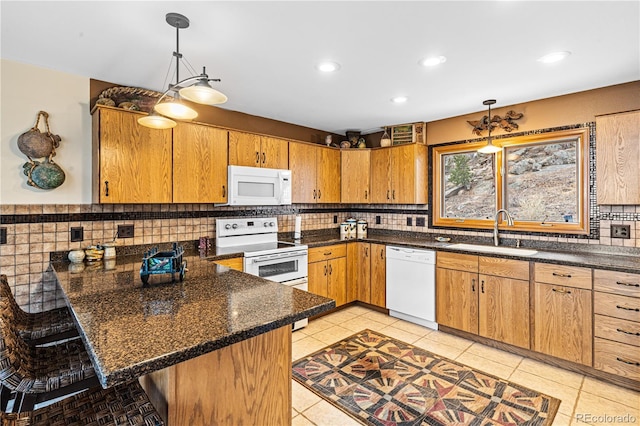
52,254,335,425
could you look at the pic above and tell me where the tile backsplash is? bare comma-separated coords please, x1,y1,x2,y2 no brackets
1,202,639,312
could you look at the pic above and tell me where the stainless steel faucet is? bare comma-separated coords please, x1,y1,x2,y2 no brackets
494,209,514,246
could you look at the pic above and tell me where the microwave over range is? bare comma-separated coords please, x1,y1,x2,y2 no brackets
219,165,292,206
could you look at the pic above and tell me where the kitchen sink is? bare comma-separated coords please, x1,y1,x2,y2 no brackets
446,243,538,257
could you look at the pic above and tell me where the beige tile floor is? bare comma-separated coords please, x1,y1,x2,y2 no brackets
291,305,640,426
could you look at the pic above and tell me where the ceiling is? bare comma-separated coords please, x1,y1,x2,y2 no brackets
2,1,638,135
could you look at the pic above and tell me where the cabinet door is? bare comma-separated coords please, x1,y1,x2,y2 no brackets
370,243,386,308
391,144,427,204
341,150,371,203
327,257,347,307
229,131,261,167
174,123,228,203
354,243,371,303
371,148,392,203
596,111,640,204
95,108,172,203
317,147,341,203
479,275,530,349
533,282,592,365
213,257,243,271
346,243,364,303
261,137,289,169
436,268,478,334
289,142,317,203
308,261,328,298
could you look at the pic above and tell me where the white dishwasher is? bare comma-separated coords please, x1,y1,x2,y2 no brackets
386,246,438,330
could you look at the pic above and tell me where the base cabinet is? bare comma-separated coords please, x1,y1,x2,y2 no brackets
308,244,347,306
213,257,243,272
347,242,385,308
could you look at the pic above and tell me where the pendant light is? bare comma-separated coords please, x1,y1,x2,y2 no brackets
477,99,501,154
138,13,227,129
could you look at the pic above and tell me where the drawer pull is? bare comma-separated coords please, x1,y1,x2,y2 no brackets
616,328,640,336
552,272,572,278
552,288,572,294
324,252,332,256
616,357,640,367
616,281,640,288
616,305,640,312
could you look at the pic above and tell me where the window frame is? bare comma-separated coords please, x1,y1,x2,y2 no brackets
432,128,590,235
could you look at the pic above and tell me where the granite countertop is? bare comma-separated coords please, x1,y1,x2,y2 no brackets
280,231,640,275
52,255,335,388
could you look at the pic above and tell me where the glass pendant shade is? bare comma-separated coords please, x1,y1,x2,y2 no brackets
179,83,228,105
477,139,501,154
137,114,177,129
154,100,198,120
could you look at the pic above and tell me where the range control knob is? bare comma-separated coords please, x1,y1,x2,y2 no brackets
264,222,270,227
269,222,275,227
232,224,238,229
224,224,231,230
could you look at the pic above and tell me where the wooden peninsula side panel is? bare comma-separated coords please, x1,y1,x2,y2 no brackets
141,325,292,426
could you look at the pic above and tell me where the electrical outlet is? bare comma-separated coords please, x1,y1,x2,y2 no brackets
117,224,135,238
416,217,425,227
333,215,338,224
0,228,6,245
611,224,631,239
70,227,84,242
375,215,381,225
406,217,412,226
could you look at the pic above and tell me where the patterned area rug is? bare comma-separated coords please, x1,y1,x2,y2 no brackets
293,329,560,426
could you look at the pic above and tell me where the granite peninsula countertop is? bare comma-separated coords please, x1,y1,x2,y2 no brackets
52,255,335,388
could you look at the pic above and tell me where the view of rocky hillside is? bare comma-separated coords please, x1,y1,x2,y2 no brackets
444,142,578,222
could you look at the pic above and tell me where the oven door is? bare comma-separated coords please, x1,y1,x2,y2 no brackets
243,250,308,283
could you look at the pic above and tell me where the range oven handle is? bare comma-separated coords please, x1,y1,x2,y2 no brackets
280,277,308,287
249,251,308,264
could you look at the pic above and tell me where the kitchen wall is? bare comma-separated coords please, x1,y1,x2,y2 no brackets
1,59,639,312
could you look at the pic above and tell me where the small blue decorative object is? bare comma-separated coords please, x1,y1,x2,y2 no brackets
140,243,187,286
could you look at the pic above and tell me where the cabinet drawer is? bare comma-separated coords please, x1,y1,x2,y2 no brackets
309,244,347,263
595,291,640,322
437,252,478,272
594,269,640,298
595,314,640,347
534,263,591,290
594,337,640,381
479,257,529,280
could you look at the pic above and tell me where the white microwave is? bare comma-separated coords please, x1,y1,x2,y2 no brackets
220,165,292,206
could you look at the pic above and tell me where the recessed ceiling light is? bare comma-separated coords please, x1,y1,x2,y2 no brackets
419,56,447,67
316,61,341,72
537,51,571,64
391,96,408,103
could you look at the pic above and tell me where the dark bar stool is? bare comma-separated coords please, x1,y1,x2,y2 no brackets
0,276,78,346
0,381,164,425
0,314,99,412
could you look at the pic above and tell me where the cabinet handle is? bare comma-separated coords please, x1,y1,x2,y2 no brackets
222,185,226,197
365,247,368,257
255,152,260,164
104,181,109,197
552,272,572,278
262,152,266,164
392,189,395,200
380,248,384,259
471,279,475,292
318,189,321,199
616,305,640,312
386,190,390,200
616,281,640,288
313,189,317,199
616,328,640,336
324,251,332,256
324,264,327,276
481,280,485,293
552,288,572,294
329,264,332,275
365,190,368,200
616,357,640,366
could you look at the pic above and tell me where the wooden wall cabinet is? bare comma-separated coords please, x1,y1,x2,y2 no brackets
341,150,370,203
173,123,228,203
308,244,347,306
92,106,172,203
437,252,530,348
229,131,289,169
370,144,427,204
596,110,640,205
289,142,340,203
593,269,640,380
533,263,592,366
